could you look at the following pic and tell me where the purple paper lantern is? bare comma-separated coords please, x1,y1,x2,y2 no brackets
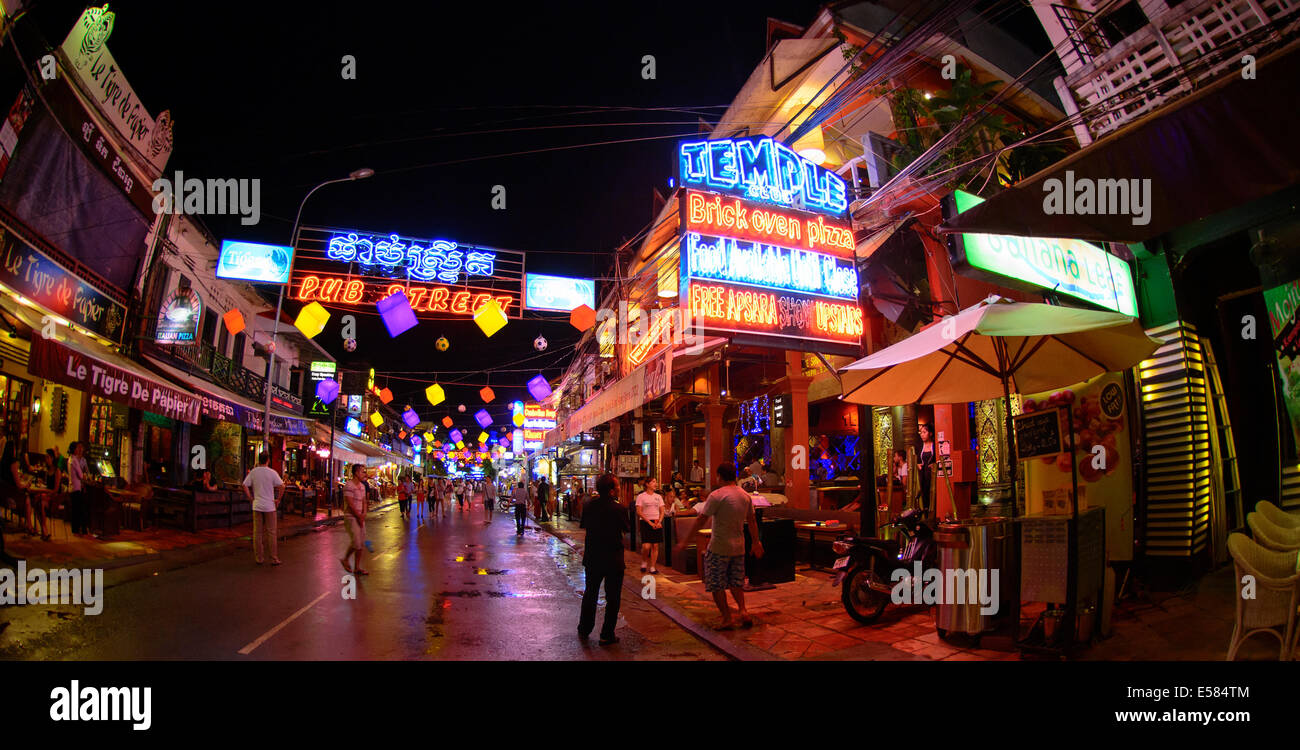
402,408,420,429
474,409,492,428
449,429,463,444
315,378,340,405
376,291,418,337
527,374,552,401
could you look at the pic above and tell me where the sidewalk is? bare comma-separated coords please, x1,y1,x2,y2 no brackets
2,500,398,572
534,514,1255,661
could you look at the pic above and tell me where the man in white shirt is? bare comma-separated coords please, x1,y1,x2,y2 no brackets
635,477,666,574
242,453,285,566
68,441,90,535
689,460,705,484
483,475,497,522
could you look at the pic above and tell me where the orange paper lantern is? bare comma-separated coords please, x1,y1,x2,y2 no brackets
479,386,495,403
442,416,454,428
222,309,245,335
569,304,596,331
379,388,393,404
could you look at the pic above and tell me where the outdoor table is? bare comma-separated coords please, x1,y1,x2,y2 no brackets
796,522,846,571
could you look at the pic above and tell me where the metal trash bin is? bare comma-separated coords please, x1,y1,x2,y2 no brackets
933,517,1011,635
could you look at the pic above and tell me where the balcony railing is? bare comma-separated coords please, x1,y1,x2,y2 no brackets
148,340,267,404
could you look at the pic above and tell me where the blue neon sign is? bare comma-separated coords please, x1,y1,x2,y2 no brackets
678,137,848,217
345,417,364,436
684,232,858,300
217,241,295,284
326,232,496,284
524,273,596,312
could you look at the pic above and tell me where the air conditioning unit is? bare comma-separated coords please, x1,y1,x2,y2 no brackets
861,132,904,190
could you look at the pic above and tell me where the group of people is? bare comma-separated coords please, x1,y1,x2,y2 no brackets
578,461,764,644
0,437,93,543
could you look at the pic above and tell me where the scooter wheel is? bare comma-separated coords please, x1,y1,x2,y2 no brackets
841,561,889,624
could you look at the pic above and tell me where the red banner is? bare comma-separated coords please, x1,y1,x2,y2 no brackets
30,336,201,424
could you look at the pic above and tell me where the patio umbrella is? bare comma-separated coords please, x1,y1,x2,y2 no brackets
838,295,1161,501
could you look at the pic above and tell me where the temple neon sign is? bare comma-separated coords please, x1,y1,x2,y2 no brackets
684,232,858,300
683,190,853,256
326,232,496,284
678,137,848,216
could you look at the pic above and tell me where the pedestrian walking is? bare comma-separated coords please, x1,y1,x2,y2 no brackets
398,474,413,519
675,463,763,630
340,464,369,575
412,475,425,521
511,481,529,535
578,473,627,645
67,441,89,536
483,476,496,522
242,453,285,566
424,477,435,518
635,477,665,574
454,478,466,512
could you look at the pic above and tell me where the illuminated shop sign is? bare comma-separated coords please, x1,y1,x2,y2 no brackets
687,280,862,345
305,360,337,418
683,233,857,300
155,287,201,344
524,273,596,312
682,190,853,256
326,232,495,283
523,405,557,430
678,137,847,217
948,189,1138,317
216,241,294,284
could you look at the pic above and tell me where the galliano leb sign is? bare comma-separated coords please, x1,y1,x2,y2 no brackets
948,189,1138,317
60,5,173,177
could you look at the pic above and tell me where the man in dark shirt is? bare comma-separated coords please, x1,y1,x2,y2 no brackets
578,473,627,645
536,477,551,522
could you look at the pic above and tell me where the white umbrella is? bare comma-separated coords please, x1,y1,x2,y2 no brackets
838,295,1160,496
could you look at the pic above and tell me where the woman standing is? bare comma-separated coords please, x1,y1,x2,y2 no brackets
634,477,665,574
917,423,936,516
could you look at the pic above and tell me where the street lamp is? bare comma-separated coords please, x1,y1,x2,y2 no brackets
261,167,374,458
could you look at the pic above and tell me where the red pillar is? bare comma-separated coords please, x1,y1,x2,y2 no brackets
781,351,813,509
932,404,973,519
702,403,728,491
656,421,672,484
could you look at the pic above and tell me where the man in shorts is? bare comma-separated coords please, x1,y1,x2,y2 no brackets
341,464,369,575
675,463,763,630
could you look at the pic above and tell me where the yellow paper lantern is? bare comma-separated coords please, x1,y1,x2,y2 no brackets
425,383,445,406
370,412,384,427
456,440,464,449
473,298,507,337
294,302,330,339
478,431,489,444
512,412,525,427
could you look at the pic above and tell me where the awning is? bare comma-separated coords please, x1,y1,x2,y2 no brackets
939,38,1300,244
28,332,202,424
142,355,309,436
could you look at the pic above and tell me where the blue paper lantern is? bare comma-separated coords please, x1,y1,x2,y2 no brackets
402,408,420,429
315,378,340,405
527,374,552,401
449,429,463,444
474,409,492,428
377,291,418,337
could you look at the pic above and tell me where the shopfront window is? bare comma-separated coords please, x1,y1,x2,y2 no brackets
87,395,121,479
0,374,33,452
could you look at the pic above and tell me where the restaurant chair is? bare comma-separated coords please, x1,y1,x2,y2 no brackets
1247,512,1300,553
1225,533,1298,661
1256,500,1300,531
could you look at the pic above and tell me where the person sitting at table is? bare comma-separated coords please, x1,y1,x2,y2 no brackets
192,470,219,492
2,441,47,540
666,488,695,517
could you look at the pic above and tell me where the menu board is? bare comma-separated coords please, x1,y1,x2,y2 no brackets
1013,409,1064,460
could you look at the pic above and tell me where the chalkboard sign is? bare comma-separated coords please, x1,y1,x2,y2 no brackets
1013,409,1065,460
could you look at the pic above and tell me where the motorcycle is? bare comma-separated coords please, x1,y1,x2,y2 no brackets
832,508,938,625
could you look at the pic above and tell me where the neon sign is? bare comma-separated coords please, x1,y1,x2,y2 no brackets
523,405,557,430
293,274,515,317
684,232,857,300
524,273,596,312
688,281,862,344
325,232,496,284
678,137,848,216
683,190,853,256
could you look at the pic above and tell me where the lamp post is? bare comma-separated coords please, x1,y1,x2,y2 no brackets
261,168,374,464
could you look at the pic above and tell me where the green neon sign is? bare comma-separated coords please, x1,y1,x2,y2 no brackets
952,190,1138,317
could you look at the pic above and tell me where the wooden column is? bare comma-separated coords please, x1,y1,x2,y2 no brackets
779,351,813,509
656,420,672,484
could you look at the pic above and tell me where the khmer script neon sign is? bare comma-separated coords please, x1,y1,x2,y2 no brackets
326,232,496,284
678,137,848,217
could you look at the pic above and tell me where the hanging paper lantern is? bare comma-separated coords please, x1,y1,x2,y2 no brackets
425,383,445,406
534,335,548,351
449,429,463,444
474,409,492,428
478,431,489,444
379,388,393,404
424,431,435,442
370,412,384,427
457,404,466,413
223,309,246,335
455,440,465,449
315,378,340,405
569,304,595,331
479,386,495,403
402,408,420,429
377,291,419,338
398,430,407,439
527,374,552,401
436,336,449,351
442,416,454,428
473,298,508,337
294,302,330,339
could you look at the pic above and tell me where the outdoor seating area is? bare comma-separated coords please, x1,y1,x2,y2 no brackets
1226,501,1300,661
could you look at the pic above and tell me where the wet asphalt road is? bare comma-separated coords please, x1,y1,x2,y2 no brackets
10,497,723,660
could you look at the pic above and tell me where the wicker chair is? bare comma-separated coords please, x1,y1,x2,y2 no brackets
1248,512,1300,553
1257,500,1300,530
1226,533,1299,660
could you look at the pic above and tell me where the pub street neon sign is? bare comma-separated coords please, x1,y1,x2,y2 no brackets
326,232,496,284
678,136,848,217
